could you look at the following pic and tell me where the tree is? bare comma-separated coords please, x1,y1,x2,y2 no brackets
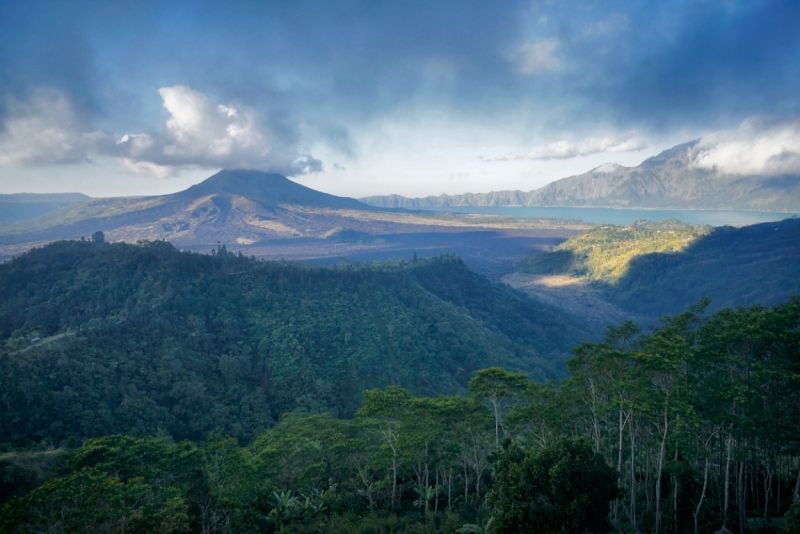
91,231,105,244
491,439,618,534
358,386,413,508
469,368,529,447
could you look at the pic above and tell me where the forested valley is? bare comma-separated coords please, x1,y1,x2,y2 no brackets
1,238,799,533
518,218,800,318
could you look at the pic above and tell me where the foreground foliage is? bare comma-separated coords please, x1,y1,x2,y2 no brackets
1,297,799,533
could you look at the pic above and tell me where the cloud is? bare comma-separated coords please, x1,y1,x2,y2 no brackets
692,116,800,176
0,88,113,166
115,85,302,175
484,134,647,162
0,85,322,177
515,39,561,74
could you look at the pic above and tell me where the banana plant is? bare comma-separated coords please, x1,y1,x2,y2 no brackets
268,490,302,532
457,516,494,534
412,485,437,515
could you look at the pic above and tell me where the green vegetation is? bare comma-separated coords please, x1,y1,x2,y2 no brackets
1,299,799,533
518,219,711,282
518,218,800,317
322,226,385,243
491,439,618,534
606,217,800,315
0,238,590,449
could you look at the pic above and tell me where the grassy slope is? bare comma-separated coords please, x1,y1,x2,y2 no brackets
518,219,712,281
0,240,593,448
518,218,800,317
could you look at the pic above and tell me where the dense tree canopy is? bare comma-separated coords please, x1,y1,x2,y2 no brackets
1,238,799,532
0,239,590,448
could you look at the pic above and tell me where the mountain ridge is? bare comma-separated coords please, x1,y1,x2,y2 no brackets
361,141,800,212
0,169,587,273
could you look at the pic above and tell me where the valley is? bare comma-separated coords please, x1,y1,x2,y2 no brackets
2,170,800,534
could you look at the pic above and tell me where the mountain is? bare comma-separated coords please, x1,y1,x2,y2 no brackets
0,169,368,243
0,239,594,447
0,169,589,275
361,141,800,211
507,217,800,319
175,168,367,210
0,193,90,222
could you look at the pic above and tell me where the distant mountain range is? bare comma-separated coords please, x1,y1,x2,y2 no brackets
361,141,800,212
0,192,90,222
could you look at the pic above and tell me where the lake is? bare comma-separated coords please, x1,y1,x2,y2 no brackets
414,206,799,226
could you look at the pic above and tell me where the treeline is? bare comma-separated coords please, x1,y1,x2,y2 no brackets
0,238,590,449
2,299,799,533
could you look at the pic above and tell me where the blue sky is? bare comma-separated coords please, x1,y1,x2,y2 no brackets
0,0,799,197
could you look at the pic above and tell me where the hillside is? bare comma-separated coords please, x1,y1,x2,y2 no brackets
361,141,800,211
0,169,587,272
0,239,594,448
0,193,90,222
508,218,800,318
0,170,368,242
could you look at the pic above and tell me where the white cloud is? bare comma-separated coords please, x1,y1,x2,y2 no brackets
692,116,800,176
0,85,322,178
483,134,647,161
515,39,561,74
157,85,268,163
0,89,113,166
593,163,622,174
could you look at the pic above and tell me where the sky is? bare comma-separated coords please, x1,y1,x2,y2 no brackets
0,0,799,198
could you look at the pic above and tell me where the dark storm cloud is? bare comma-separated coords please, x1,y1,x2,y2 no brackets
1,0,799,172
0,1,102,122
557,1,800,129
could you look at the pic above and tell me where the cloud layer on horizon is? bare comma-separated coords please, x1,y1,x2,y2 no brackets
483,134,647,162
693,117,800,177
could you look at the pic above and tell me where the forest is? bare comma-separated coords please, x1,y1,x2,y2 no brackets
1,237,799,533
0,237,590,448
1,297,799,533
518,218,800,317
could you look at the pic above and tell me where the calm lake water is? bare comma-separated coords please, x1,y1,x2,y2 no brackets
415,206,799,226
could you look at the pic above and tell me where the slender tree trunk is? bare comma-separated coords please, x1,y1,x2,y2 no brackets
392,456,397,507
630,421,637,532
435,468,439,514
463,462,469,504
695,457,710,534
794,463,800,503
739,461,746,533
492,400,500,448
615,409,628,529
646,449,653,514
448,468,453,511
723,435,732,529
655,407,669,534
764,463,773,519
